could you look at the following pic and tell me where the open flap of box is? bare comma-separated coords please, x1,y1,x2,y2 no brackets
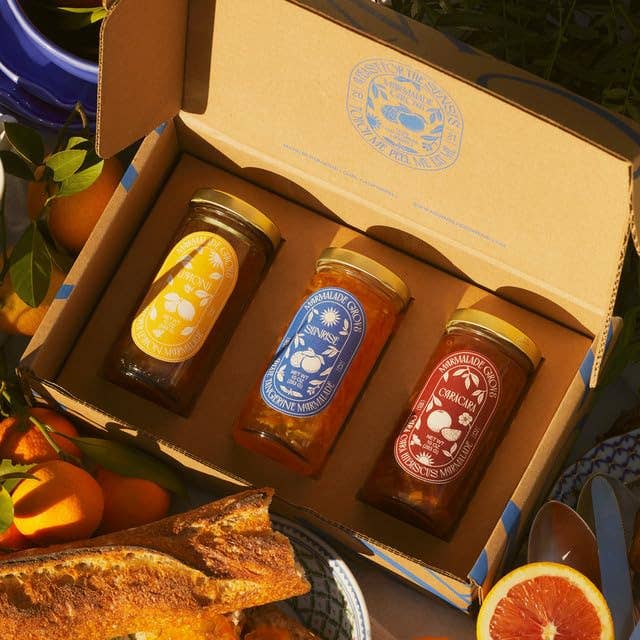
96,0,188,158
97,0,636,386
294,1,640,165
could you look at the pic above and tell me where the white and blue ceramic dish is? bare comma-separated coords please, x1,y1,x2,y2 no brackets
550,427,640,508
273,516,371,640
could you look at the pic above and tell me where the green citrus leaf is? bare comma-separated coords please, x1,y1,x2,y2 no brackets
627,102,640,122
4,122,44,165
69,437,186,496
48,247,75,274
34,218,73,273
0,472,36,481
9,223,52,308
66,136,92,150
0,460,35,494
602,87,628,100
57,159,104,197
0,486,13,534
54,6,107,29
57,6,105,12
0,471,37,487
0,150,35,181
45,149,87,183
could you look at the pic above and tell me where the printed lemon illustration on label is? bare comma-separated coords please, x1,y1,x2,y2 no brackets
131,232,238,363
394,350,501,483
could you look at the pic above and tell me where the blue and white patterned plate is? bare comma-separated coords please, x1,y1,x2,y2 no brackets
272,516,371,640
550,427,640,508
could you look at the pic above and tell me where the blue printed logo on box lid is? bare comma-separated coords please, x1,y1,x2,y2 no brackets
347,58,463,170
261,287,366,417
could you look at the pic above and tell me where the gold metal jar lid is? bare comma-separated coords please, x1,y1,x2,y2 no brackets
316,247,411,309
446,308,541,368
190,189,281,251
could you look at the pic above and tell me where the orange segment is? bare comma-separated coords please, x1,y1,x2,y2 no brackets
477,562,613,640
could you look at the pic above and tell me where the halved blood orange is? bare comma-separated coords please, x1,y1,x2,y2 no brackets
477,562,613,640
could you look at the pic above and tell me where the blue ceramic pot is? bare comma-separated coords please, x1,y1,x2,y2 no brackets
0,0,98,118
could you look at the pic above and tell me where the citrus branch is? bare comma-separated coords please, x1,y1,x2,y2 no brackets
28,415,82,466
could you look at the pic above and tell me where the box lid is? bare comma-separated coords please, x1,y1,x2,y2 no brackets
97,0,640,384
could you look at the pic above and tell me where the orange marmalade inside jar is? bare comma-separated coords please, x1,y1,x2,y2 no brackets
104,189,281,415
233,247,411,476
360,308,541,539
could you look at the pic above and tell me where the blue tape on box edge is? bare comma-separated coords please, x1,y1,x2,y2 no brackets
120,164,139,192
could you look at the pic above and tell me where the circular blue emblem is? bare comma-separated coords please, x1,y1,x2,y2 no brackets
346,59,464,170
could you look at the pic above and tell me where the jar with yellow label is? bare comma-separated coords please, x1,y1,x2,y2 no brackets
233,247,411,476
104,189,281,415
359,309,540,539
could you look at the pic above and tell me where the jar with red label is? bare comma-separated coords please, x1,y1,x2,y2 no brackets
104,189,281,415
360,308,540,539
233,247,411,476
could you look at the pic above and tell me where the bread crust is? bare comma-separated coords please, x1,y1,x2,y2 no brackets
0,488,310,639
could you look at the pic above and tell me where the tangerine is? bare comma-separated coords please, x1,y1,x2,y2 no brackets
27,156,123,254
12,460,104,545
0,522,28,552
0,264,65,336
95,467,170,533
0,407,81,464
477,562,613,640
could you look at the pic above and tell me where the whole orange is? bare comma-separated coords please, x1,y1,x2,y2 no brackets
27,156,123,254
96,467,171,533
12,460,104,545
0,264,65,336
0,407,81,464
0,522,29,552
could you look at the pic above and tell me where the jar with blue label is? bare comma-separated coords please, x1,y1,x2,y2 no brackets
233,247,411,476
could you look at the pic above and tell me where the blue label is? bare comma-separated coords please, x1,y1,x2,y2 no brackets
346,58,463,170
260,287,366,417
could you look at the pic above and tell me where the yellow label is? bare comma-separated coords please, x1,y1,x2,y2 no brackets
131,232,238,363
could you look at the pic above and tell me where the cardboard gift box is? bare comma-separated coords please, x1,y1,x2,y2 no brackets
17,0,640,612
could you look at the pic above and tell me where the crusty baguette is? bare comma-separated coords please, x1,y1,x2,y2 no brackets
243,604,320,639
0,488,309,640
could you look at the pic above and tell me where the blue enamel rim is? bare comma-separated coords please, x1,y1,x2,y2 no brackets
6,0,98,82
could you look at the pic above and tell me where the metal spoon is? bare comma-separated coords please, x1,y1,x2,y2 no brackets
527,499,601,587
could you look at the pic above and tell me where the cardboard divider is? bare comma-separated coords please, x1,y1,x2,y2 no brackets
56,153,591,580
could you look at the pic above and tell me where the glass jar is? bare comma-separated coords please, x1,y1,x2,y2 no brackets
104,189,281,415
360,308,540,539
233,247,411,476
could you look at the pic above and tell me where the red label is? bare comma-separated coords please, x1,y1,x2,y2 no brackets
394,350,501,484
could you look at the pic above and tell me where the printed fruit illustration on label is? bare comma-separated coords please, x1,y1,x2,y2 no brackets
131,232,238,363
394,350,501,484
426,409,451,433
261,288,366,417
